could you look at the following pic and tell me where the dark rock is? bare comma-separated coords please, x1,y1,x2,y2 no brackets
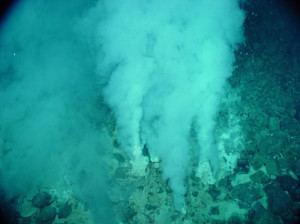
211,219,225,224
288,187,300,202
218,175,232,191
230,182,262,206
210,206,220,215
269,116,280,131
295,103,300,122
253,201,264,211
113,140,120,148
265,160,280,176
277,158,290,174
235,159,250,174
254,112,269,127
291,202,300,216
246,202,261,220
250,170,269,184
170,214,179,221
264,182,293,220
249,202,279,224
192,191,198,197
276,174,298,190
207,185,220,201
294,160,300,176
138,185,144,190
227,214,242,224
281,118,299,135
145,204,157,211
113,167,130,179
265,159,280,176
254,129,270,154
191,174,201,186
57,203,72,219
142,145,150,157
240,71,255,84
36,206,56,224
250,154,267,170
255,131,289,156
122,205,137,221
32,192,52,208
247,207,256,221
113,153,125,163
108,180,139,202
18,216,31,224
256,137,272,154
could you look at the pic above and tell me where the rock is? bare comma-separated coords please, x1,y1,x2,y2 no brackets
250,170,269,184
32,192,52,208
294,160,300,176
218,175,233,191
248,202,279,224
210,206,220,215
269,117,280,131
287,108,297,118
276,174,298,190
211,219,225,224
291,202,300,216
192,191,198,197
108,180,139,203
19,216,31,224
295,103,300,122
282,147,297,166
113,153,125,163
290,140,300,158
36,206,56,224
113,140,120,148
265,160,280,176
113,167,130,179
240,71,255,84
142,145,150,157
255,112,269,127
272,131,290,155
288,187,300,202
145,204,157,211
230,182,262,207
250,154,267,170
255,129,270,144
227,214,242,224
57,203,72,219
122,205,137,222
256,137,272,154
207,185,220,201
264,182,293,220
255,130,289,156
277,158,289,173
234,159,250,174
247,202,264,220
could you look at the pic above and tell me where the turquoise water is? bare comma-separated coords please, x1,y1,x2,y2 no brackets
0,0,299,223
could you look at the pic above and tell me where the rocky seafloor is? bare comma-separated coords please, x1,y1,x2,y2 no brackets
1,0,300,224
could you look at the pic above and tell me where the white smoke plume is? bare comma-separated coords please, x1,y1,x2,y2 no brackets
96,0,245,209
